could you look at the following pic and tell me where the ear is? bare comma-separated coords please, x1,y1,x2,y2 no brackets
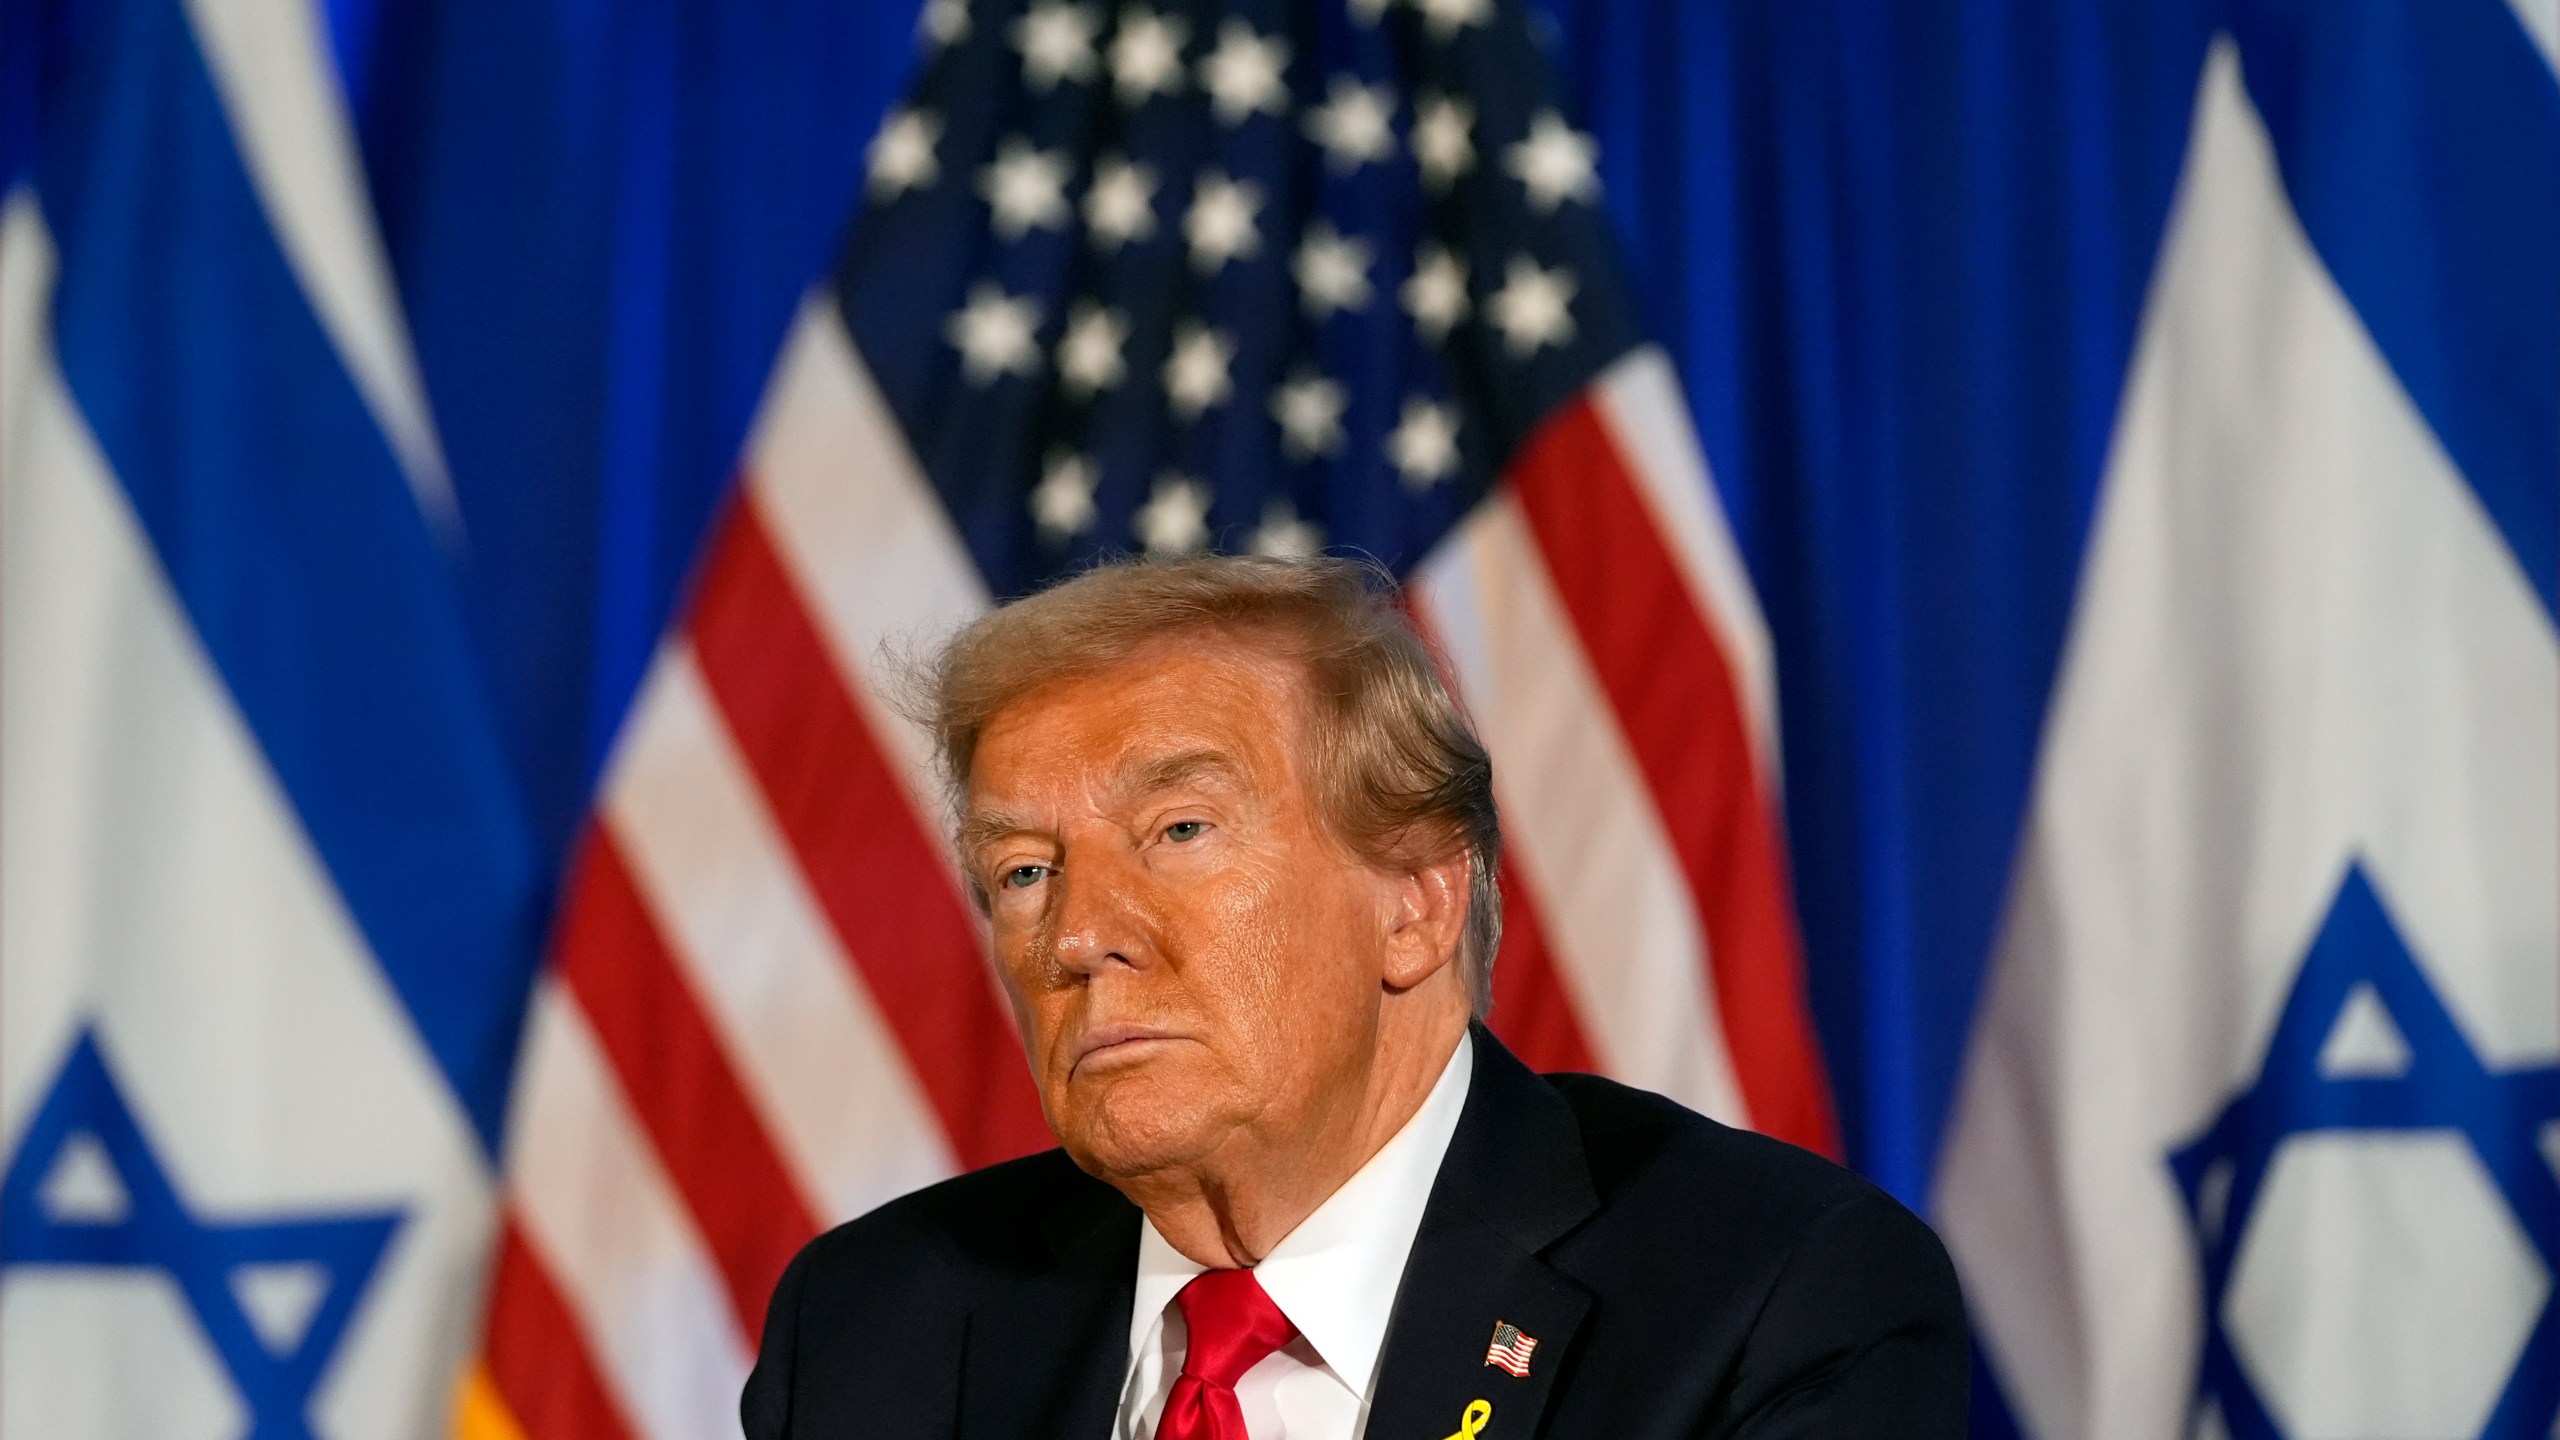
1380,849,1473,992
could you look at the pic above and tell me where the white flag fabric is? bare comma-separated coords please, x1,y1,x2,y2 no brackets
9,3,2555,1439
1940,41,2560,1440
2,0,502,1436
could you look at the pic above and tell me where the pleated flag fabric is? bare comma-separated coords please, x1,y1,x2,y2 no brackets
456,3,1828,1435
5,1,2553,1438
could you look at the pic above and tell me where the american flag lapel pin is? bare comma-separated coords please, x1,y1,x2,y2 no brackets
1484,1320,1539,1378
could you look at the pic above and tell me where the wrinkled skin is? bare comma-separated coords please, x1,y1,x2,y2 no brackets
962,633,1473,1268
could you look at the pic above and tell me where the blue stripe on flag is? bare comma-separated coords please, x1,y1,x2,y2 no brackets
340,0,915,869
32,0,544,1154
2232,0,2560,623
0,0,33,194
1536,0,2222,1201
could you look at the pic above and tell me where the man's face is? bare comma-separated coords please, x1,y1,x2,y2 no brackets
963,635,1402,1185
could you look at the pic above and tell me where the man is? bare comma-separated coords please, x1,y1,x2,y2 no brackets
742,556,1965,1439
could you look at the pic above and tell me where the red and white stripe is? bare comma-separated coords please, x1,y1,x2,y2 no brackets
1413,348,1832,1146
1484,1323,1540,1377
461,305,1832,1440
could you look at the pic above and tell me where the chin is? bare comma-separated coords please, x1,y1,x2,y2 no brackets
1051,1067,1227,1182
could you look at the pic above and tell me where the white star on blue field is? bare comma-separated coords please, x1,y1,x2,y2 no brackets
835,0,1639,599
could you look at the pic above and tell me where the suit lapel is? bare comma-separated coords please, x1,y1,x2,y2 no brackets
1360,1218,1593,1440
957,1173,1141,1440
952,1032,1596,1440
1363,1029,1599,1440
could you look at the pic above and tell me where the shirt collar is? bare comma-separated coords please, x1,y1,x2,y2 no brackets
1127,1031,1475,1393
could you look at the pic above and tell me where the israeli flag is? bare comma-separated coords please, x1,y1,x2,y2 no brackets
1,0,527,1435
1939,28,2560,1440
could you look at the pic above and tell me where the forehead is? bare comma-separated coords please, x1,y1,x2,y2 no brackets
968,636,1312,800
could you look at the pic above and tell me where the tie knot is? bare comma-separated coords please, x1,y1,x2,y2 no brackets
1173,1269,1298,1389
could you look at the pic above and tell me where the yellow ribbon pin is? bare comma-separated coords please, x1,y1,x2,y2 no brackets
1440,1398,1493,1440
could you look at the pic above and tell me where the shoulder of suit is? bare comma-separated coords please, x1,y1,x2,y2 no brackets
789,1146,1119,1289
1538,1070,1926,1253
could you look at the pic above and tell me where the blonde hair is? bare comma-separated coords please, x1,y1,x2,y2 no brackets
919,555,1502,1012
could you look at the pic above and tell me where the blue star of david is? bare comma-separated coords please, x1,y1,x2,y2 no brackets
2167,862,2560,1440
0,1030,403,1440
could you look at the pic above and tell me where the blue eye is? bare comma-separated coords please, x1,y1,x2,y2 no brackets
1163,821,1206,843
1001,864,1048,890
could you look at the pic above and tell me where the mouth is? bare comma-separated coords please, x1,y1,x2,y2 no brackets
1070,1023,1182,1074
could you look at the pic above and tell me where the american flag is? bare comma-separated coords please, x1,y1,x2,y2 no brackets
1485,1320,1540,1378
460,1,1834,1435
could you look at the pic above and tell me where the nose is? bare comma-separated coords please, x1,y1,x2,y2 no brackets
1045,839,1152,979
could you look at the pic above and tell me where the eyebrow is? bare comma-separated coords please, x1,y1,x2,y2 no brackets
1118,747,1247,804
955,749,1250,856
955,809,1040,856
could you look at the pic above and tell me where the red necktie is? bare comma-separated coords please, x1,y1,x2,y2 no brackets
1154,1268,1299,1440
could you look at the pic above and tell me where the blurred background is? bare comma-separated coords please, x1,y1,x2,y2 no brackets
2,0,2553,1437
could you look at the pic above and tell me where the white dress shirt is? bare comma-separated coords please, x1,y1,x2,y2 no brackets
1116,1032,1476,1440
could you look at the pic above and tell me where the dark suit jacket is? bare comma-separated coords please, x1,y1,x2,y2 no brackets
742,1028,1967,1439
